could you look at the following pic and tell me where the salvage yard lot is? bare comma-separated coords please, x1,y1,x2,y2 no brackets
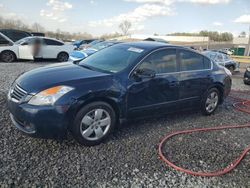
0,62,250,187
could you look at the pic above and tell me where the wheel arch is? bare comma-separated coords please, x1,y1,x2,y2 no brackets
69,97,121,129
57,51,69,58
226,63,235,70
207,83,224,104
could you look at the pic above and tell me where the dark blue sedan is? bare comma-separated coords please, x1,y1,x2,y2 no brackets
7,42,232,146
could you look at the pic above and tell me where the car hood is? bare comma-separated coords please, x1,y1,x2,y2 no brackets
16,62,110,94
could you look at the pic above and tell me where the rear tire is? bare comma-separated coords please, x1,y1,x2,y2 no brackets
201,88,220,115
57,52,69,62
0,51,16,63
72,102,116,146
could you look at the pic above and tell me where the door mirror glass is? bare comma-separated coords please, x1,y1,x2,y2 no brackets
134,68,156,78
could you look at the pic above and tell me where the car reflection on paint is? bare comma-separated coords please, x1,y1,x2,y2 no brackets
69,41,121,62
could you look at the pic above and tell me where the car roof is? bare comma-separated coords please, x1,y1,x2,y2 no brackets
20,36,64,43
115,41,203,55
116,41,172,50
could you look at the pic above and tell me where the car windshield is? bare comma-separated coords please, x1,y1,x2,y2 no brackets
79,45,146,73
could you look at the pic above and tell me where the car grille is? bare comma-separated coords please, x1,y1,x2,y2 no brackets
10,84,27,102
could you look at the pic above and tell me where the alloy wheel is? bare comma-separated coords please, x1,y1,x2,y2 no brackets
58,53,68,62
205,91,219,113
2,51,15,62
80,108,111,141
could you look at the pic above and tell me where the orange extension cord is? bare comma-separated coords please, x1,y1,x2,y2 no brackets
158,89,250,177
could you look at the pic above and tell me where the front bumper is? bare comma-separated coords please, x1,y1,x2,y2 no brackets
8,98,70,139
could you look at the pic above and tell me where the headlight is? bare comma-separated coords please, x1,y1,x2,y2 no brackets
224,67,232,77
28,86,74,106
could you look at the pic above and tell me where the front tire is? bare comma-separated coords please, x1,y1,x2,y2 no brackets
201,88,220,115
72,102,116,146
0,51,16,63
57,52,69,62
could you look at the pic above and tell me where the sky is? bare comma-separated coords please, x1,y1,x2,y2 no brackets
0,0,250,36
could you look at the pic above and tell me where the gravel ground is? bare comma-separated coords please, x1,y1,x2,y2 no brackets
0,62,250,187
0,62,51,93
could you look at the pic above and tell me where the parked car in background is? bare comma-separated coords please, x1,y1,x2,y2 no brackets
69,41,121,62
0,32,34,62
203,51,239,73
144,37,169,43
79,39,104,50
73,39,95,49
0,36,75,62
8,42,232,146
218,48,234,55
0,29,32,42
244,67,250,85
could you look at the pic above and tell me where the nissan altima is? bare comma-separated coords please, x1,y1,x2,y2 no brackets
7,42,232,146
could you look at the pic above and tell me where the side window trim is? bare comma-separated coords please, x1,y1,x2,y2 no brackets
129,47,213,79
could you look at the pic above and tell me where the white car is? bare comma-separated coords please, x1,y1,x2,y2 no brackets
0,33,75,62
219,48,234,55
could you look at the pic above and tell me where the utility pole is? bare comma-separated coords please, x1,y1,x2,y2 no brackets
245,24,250,56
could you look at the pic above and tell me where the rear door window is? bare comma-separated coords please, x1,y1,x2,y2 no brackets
179,50,211,71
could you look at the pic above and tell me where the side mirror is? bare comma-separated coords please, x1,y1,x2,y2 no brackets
134,68,156,79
